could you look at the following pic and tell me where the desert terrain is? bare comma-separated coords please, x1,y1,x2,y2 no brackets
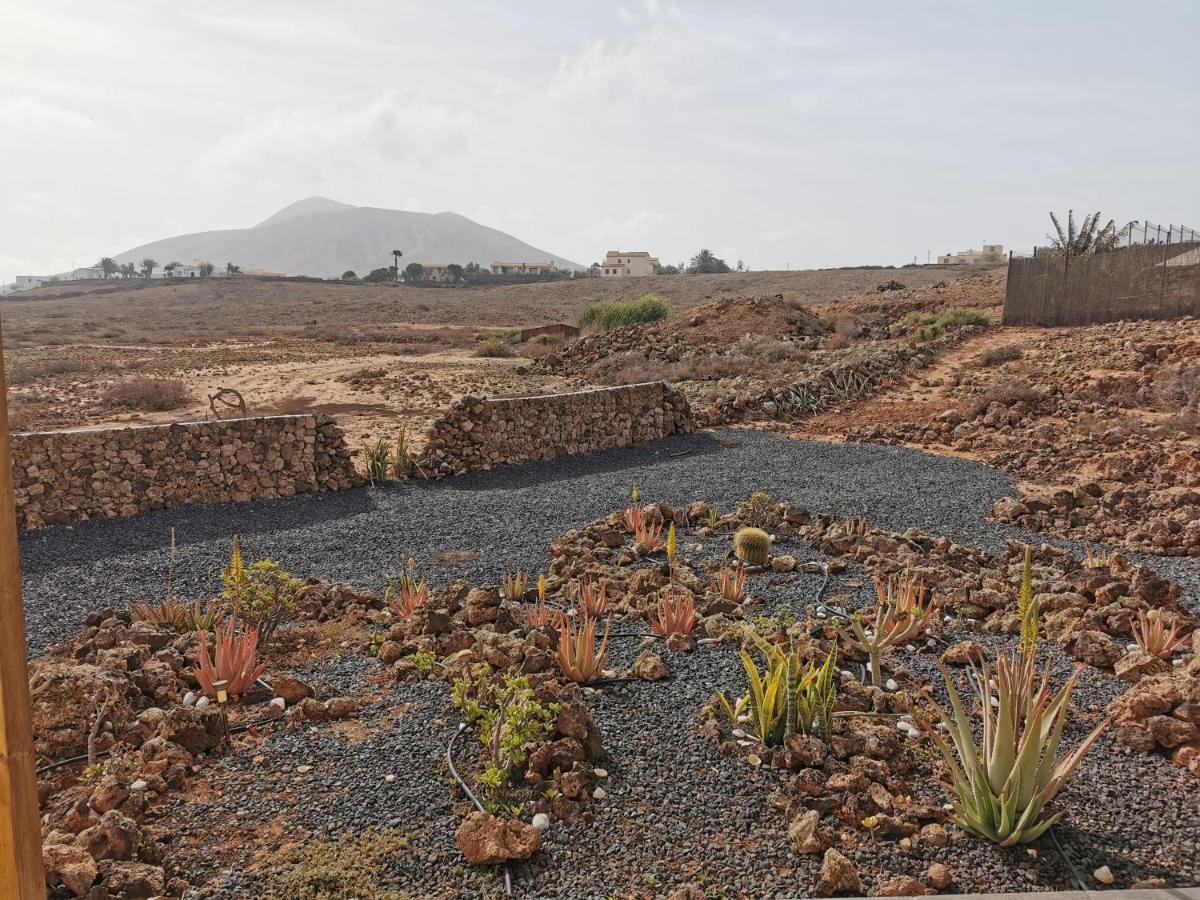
1,265,986,447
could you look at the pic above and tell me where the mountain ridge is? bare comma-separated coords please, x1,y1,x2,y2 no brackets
115,198,582,277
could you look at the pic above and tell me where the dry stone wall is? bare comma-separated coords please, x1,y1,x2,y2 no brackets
418,381,694,476
12,415,358,530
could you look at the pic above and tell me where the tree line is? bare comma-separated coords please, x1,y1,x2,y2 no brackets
93,258,241,279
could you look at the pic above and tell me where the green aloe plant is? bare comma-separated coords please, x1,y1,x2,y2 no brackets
920,648,1109,845
717,637,838,745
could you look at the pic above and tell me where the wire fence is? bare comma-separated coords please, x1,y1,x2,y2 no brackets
1003,241,1200,326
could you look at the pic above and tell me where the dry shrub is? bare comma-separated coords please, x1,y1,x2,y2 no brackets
733,334,809,363
822,315,859,350
972,344,1022,368
103,376,191,411
5,358,86,386
474,338,515,358
964,376,1040,417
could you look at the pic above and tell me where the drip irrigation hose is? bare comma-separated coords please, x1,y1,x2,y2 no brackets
36,711,284,776
1049,827,1088,892
447,723,514,897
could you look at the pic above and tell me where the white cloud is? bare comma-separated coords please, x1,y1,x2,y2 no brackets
194,93,475,185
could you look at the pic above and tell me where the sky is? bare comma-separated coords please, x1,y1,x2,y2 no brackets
3,0,1200,282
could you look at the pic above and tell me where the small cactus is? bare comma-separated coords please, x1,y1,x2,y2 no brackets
733,527,770,566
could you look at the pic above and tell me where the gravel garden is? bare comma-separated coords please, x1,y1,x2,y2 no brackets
21,431,1200,898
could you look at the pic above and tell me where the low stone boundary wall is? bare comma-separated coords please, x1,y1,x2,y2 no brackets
12,415,358,530
418,382,694,476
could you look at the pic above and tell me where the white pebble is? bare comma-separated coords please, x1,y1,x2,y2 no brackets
1126,643,1139,652
129,779,149,792
183,691,196,707
1172,658,1183,667
269,697,286,713
195,696,210,710
905,644,917,653
384,774,396,783
592,786,606,800
532,813,550,832
593,768,608,778
1093,866,1114,885
885,678,899,691
926,639,937,648
731,728,747,739
943,614,952,624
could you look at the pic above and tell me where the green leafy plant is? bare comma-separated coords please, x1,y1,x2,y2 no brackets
390,426,420,478
411,648,437,674
362,437,392,483
919,646,1109,845
837,573,937,686
578,293,670,331
1047,210,1125,256
451,664,558,814
219,536,302,639
717,638,838,745
733,527,770,567
131,597,192,629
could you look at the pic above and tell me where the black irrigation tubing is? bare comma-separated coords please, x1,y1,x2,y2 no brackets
447,723,514,897
1049,826,1089,892
36,710,284,775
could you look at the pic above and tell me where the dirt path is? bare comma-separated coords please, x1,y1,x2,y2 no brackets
794,326,1047,440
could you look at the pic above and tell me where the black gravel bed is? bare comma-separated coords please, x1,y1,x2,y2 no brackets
155,527,1199,898
20,428,1198,655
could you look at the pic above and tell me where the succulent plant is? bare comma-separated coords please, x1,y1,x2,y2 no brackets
733,527,771,567
386,558,428,619
920,648,1109,846
717,638,838,745
195,617,266,699
131,597,192,629
576,577,609,617
710,564,747,603
556,615,611,683
837,573,936,687
500,569,529,602
1131,610,1190,659
624,505,664,551
650,590,696,636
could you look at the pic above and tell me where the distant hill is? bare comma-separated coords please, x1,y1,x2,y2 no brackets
114,197,582,278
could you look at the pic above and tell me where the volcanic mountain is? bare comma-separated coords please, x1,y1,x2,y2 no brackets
115,197,581,277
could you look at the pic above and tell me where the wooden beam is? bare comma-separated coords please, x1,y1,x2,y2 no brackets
0,325,46,897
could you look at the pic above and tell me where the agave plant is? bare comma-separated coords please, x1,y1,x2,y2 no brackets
131,597,192,629
556,615,611,684
500,569,529,602
717,638,838,745
576,577,609,618
837,573,937,686
195,617,266,699
920,649,1109,845
710,564,747,603
386,558,428,619
650,591,696,637
623,506,664,550
1131,611,1190,659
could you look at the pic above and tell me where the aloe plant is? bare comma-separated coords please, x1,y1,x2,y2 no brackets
650,591,696,636
623,506,664,550
1131,611,1189,659
195,617,265,698
576,577,609,617
500,569,529,602
710,564,747,603
837,573,936,686
717,638,838,744
386,558,428,618
920,648,1109,845
556,615,611,683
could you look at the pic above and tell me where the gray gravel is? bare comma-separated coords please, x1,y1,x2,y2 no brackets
27,427,1196,896
22,428,1196,655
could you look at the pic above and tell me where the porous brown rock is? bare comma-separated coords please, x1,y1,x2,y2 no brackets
43,842,99,897
271,674,313,704
456,811,542,864
874,875,934,896
632,650,669,681
788,809,826,854
13,415,358,530
819,848,863,896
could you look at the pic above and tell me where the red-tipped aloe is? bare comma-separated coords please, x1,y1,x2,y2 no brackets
623,506,664,551
576,577,609,618
650,591,696,636
556,615,611,684
710,564,747,603
1131,611,1189,659
920,648,1109,846
837,573,937,686
195,618,266,699
386,558,428,619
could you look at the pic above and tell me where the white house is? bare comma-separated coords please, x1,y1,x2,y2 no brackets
162,264,202,278
14,275,46,291
598,250,658,277
491,261,557,275
937,244,1005,265
419,263,459,283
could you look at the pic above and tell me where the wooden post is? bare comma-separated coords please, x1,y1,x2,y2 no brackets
0,324,47,898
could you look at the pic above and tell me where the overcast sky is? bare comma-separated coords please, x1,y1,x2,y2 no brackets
4,0,1199,281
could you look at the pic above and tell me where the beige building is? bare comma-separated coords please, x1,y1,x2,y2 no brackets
598,250,659,277
420,263,459,283
937,244,1005,265
491,261,557,275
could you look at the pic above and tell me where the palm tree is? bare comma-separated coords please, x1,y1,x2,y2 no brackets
141,258,158,278
164,261,181,277
1047,211,1126,256
391,249,403,281
225,262,241,275
97,257,118,279
687,248,731,274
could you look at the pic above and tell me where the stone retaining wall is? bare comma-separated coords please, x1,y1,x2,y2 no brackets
12,415,358,530
417,381,694,476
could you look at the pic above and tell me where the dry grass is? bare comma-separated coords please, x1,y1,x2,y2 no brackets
102,376,192,411
972,344,1022,368
473,338,515,358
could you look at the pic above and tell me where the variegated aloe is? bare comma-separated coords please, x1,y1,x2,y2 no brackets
717,637,838,745
920,649,1109,845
